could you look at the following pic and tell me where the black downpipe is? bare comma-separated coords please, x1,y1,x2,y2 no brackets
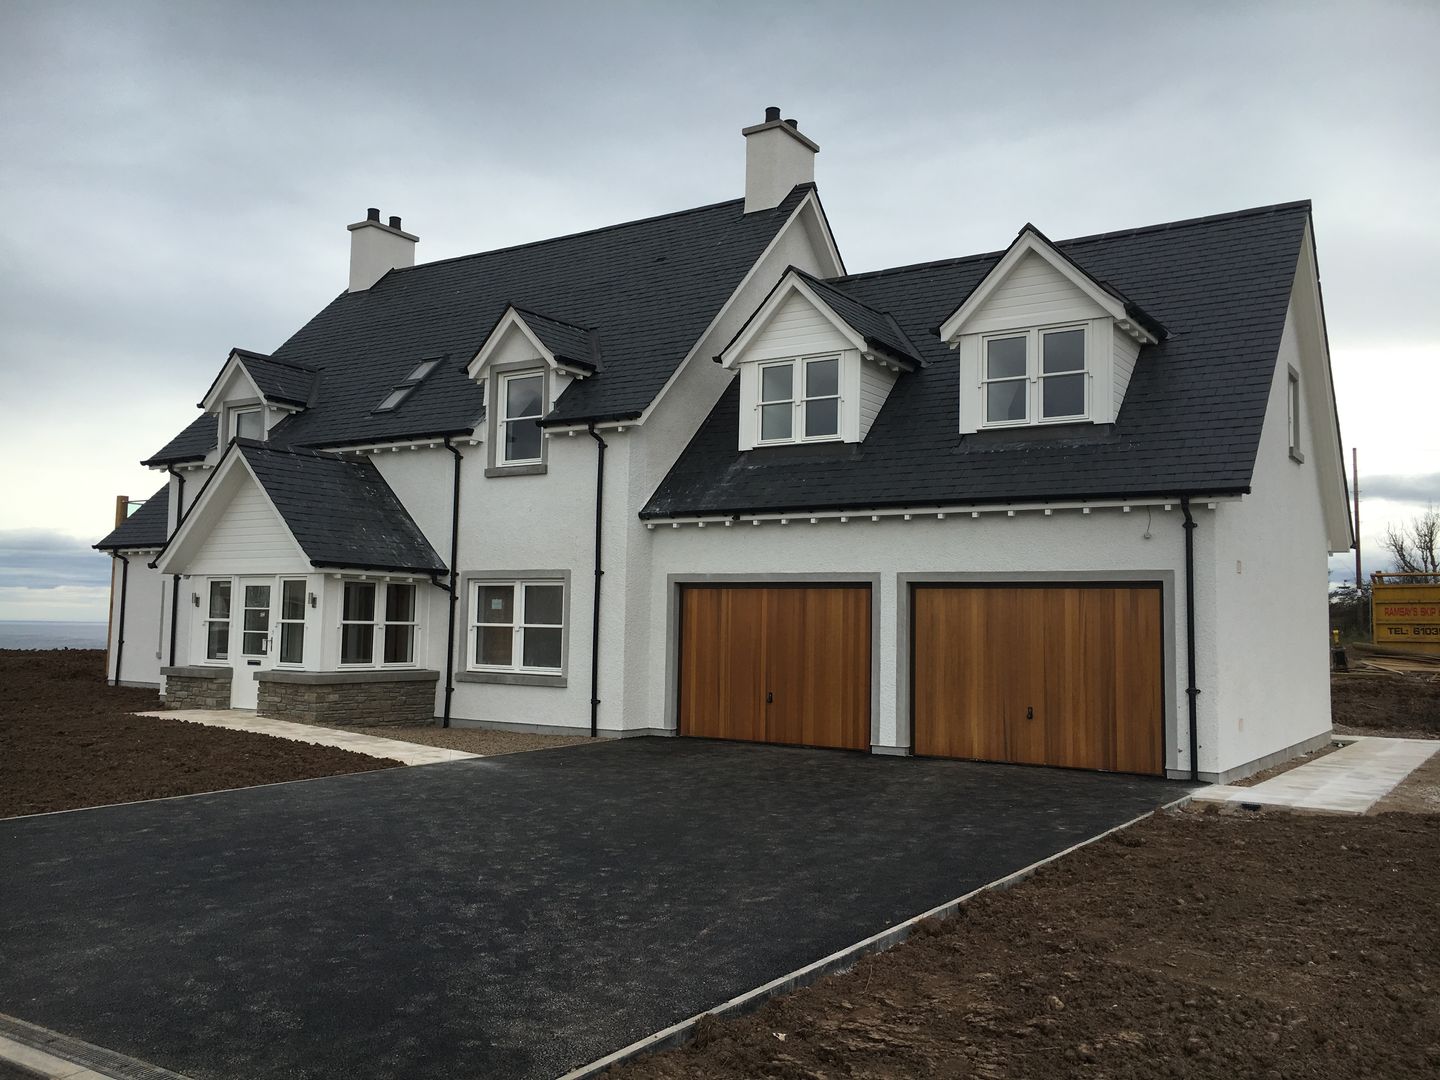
587,424,607,738
1181,496,1200,782
441,438,463,728
165,468,187,666
114,554,130,686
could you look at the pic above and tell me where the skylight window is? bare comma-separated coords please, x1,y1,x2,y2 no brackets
373,357,443,413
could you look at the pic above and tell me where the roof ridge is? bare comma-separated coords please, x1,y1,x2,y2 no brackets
380,185,812,280
831,200,1313,285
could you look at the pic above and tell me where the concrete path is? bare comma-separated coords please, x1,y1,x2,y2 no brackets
1193,736,1439,814
135,709,476,766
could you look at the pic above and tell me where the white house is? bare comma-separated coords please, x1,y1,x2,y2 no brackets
97,107,1352,782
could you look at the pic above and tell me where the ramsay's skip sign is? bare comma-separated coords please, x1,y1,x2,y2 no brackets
1371,580,1440,646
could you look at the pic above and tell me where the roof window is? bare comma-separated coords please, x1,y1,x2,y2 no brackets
373,358,442,413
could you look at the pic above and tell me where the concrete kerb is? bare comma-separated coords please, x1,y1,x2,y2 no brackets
558,790,1197,1080
0,1012,193,1080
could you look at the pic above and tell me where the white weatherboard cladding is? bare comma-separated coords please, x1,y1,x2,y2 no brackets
644,508,1225,776
859,363,898,439
106,556,166,688
183,479,309,576
743,291,853,363
1210,298,1333,770
960,251,1108,336
1111,327,1141,415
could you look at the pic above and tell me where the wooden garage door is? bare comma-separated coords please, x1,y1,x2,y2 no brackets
679,585,870,751
912,584,1163,774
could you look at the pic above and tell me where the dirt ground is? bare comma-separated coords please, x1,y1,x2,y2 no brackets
0,650,398,818
1230,741,1338,787
1332,671,1440,739
348,724,595,755
1373,752,1440,815
616,807,1440,1080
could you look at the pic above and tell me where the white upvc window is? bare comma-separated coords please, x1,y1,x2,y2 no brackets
469,579,564,674
204,579,231,661
498,371,545,465
228,405,265,441
756,354,841,445
981,325,1088,427
277,579,307,665
340,581,418,667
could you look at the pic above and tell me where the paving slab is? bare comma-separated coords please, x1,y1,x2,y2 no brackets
135,709,476,766
0,738,1189,1080
1194,736,1440,814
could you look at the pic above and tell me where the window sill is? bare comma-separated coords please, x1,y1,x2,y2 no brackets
456,670,567,688
484,463,547,478
1289,448,1306,464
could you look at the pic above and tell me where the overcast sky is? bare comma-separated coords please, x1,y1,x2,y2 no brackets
1,0,1436,621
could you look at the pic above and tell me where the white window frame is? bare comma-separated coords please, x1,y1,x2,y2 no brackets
338,580,420,669
1287,366,1304,463
382,582,419,665
276,578,307,667
498,370,545,466
467,579,565,675
754,354,844,446
228,404,265,441
203,578,232,663
979,324,1090,429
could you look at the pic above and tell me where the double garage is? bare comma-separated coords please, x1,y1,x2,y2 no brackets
677,582,1165,775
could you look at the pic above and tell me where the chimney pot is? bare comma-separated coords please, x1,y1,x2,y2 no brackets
389,215,402,230
784,118,798,129
366,207,380,222
764,106,781,123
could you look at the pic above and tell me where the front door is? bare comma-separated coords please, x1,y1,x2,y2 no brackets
229,577,276,709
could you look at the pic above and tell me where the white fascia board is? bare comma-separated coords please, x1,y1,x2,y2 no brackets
718,273,867,370
199,351,265,413
938,228,1131,344
636,189,845,426
1294,218,1353,552
645,495,1240,527
153,447,310,574
466,308,556,381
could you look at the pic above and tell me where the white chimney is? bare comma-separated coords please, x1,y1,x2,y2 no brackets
347,208,418,292
742,107,819,214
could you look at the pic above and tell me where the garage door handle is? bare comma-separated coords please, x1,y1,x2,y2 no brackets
1026,706,1034,720
766,692,774,704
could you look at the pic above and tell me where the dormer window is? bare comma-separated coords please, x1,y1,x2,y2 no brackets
229,405,264,441
757,355,841,444
499,371,545,465
982,326,1088,426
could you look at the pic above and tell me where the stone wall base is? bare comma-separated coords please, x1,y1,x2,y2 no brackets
161,666,232,710
257,670,439,728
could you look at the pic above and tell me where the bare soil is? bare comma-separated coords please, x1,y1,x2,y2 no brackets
348,725,595,755
616,807,1440,1080
1332,671,1440,740
0,650,398,818
1373,751,1440,815
1230,741,1339,787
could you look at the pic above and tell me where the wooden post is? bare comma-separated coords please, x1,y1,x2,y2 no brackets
104,496,128,675
1353,448,1363,634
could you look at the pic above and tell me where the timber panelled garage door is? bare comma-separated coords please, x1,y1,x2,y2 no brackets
678,585,870,751
912,584,1164,775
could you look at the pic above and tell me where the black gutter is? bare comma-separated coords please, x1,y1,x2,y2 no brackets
1180,496,1200,782
165,468,187,667
113,553,130,686
586,424,607,738
441,437,463,728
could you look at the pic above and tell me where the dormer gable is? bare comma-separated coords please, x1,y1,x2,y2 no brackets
719,268,918,451
939,226,1164,433
466,306,601,383
198,348,315,450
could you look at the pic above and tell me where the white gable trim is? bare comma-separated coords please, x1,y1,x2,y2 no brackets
153,448,309,575
465,307,594,382
719,272,866,369
199,351,265,413
939,228,1156,345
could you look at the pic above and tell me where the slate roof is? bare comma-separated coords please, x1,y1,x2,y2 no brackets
791,269,923,367
235,350,317,407
142,187,813,464
95,485,170,550
235,441,446,573
514,308,603,371
142,413,218,467
644,201,1313,518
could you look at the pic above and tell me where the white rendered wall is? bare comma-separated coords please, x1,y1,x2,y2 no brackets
1209,299,1333,773
106,553,165,687
642,505,1225,776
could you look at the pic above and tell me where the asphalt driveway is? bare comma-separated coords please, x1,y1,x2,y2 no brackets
0,738,1186,1079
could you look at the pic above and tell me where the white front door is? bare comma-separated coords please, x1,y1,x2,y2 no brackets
230,577,276,709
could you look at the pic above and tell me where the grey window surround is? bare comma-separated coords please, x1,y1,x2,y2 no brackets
459,569,572,683
485,362,550,478
1287,364,1305,464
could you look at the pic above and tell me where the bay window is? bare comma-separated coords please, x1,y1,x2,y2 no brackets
278,579,306,664
341,581,418,667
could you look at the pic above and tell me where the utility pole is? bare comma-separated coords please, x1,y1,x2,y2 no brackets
1353,447,1364,634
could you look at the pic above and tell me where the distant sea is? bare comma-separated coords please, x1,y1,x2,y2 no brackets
0,620,108,650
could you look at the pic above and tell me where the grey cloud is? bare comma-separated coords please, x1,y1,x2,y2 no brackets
1359,475,1440,506
0,531,114,590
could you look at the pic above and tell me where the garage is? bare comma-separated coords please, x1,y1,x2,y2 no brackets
911,583,1164,775
678,584,870,750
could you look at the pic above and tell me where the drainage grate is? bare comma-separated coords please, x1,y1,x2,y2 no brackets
0,1014,193,1080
